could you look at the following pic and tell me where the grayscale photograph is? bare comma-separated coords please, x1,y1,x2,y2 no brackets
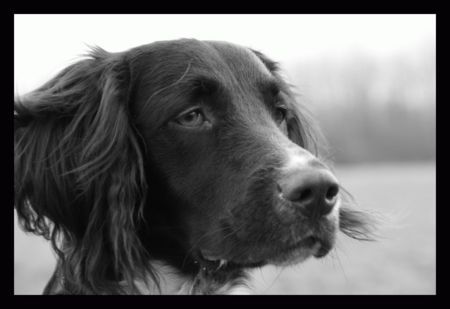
14,14,436,295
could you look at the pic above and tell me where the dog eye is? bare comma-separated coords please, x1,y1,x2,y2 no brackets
274,107,287,124
174,108,206,127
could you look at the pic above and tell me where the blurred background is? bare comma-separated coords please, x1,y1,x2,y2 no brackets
14,14,436,294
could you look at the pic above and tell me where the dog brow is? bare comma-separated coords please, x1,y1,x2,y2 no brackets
257,78,287,105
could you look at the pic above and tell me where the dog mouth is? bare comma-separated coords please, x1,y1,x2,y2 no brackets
196,251,266,272
264,234,334,265
196,234,333,272
282,235,332,258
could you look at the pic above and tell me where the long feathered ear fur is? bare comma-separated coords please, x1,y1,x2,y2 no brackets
14,47,153,294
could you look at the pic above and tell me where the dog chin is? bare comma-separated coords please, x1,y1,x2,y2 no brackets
267,241,323,266
200,234,334,271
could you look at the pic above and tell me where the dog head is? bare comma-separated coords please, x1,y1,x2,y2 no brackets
15,39,375,294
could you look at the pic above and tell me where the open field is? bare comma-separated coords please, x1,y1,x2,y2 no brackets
14,162,436,294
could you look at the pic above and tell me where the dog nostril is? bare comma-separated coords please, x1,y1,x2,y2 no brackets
297,187,313,203
278,169,340,218
325,184,339,202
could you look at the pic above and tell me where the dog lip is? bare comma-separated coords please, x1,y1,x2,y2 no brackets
313,248,330,258
286,235,332,258
198,250,266,269
311,237,332,258
286,235,318,250
301,236,319,247
197,233,334,269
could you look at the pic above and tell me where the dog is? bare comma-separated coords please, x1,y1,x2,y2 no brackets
14,39,374,294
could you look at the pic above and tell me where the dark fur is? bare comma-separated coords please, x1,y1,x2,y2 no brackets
14,39,375,294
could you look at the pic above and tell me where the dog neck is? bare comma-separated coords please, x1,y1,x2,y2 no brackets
131,260,251,295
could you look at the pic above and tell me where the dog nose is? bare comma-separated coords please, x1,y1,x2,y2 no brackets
278,169,339,217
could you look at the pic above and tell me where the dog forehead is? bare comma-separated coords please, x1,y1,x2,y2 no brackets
133,39,273,87
204,40,273,77
154,39,271,79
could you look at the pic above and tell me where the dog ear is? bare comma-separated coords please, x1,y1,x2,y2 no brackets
14,47,152,294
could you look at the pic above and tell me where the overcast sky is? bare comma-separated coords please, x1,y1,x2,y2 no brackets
14,14,435,95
